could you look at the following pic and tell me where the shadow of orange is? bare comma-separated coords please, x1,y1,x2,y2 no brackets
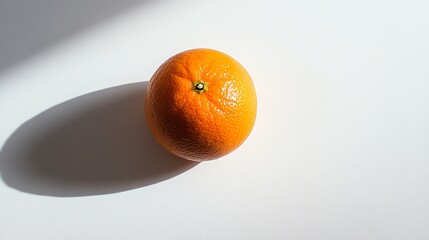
0,82,198,197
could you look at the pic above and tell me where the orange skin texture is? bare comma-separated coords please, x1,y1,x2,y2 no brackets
145,48,257,161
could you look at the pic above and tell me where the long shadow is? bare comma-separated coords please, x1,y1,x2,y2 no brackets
0,0,152,74
0,82,198,197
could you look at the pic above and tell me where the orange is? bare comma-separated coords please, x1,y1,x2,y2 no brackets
144,48,257,161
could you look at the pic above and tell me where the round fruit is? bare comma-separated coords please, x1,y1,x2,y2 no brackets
144,48,257,161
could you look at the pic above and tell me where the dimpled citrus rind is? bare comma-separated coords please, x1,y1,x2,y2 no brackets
145,48,257,161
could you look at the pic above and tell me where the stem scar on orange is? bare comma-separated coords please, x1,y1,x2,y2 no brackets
144,48,257,161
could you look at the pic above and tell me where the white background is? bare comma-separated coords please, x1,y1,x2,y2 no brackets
1,0,429,239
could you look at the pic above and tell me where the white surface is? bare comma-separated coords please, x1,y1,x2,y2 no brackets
1,0,429,239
